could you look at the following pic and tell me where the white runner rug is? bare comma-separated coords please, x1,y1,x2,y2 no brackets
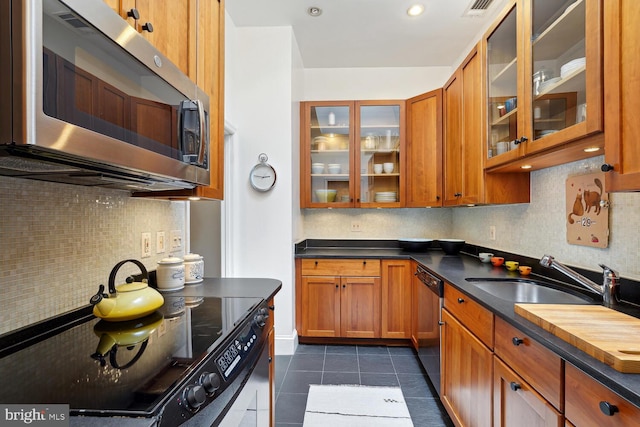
303,384,414,427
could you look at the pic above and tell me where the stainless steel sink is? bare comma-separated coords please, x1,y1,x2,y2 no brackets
465,278,596,304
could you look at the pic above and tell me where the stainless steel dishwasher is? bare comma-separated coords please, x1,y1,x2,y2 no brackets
414,264,444,396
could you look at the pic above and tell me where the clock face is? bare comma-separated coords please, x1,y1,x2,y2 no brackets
250,163,276,192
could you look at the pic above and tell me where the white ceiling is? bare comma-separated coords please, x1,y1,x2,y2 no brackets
225,0,509,69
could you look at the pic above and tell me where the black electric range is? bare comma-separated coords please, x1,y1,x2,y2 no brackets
0,293,269,426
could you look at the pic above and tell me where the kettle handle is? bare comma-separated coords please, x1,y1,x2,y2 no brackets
108,259,149,294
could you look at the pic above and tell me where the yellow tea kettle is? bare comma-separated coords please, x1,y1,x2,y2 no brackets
90,259,164,322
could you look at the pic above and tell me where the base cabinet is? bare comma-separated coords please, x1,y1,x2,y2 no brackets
299,259,382,338
565,363,640,427
381,260,412,339
493,357,563,427
441,308,493,427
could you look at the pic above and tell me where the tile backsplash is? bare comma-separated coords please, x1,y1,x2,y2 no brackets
0,176,186,334
303,155,640,281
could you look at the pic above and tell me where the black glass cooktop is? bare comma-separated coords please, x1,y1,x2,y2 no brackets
0,295,261,415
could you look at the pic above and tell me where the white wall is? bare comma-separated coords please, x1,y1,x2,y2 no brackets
303,67,451,101
225,16,300,354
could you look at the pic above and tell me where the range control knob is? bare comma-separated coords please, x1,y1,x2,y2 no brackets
254,314,267,328
200,372,221,394
183,385,206,411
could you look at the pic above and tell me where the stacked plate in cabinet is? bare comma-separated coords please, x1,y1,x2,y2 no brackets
374,192,397,203
560,57,586,78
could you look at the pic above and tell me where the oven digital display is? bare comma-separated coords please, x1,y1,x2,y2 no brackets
215,323,258,380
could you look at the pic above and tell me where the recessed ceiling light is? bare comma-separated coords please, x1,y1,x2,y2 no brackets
407,4,425,17
307,6,322,17
521,165,532,169
583,147,601,153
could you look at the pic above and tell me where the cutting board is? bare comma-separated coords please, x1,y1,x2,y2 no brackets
514,304,640,373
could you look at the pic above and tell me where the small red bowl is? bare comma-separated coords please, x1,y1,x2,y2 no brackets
490,257,505,267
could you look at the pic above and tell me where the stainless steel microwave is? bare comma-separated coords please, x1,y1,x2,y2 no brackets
0,0,210,191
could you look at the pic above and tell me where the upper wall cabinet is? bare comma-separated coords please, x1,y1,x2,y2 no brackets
485,0,604,171
131,0,225,200
602,0,640,192
300,100,405,208
104,1,196,81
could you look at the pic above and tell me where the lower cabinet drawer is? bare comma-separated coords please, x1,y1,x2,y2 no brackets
494,316,563,410
443,283,494,348
565,363,640,426
301,259,381,276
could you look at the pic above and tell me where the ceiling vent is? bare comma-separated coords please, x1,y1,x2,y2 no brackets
463,0,495,17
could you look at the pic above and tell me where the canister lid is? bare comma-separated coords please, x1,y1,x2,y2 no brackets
183,253,203,262
157,256,183,265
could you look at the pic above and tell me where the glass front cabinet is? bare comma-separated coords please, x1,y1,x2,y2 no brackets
301,101,405,208
485,0,603,168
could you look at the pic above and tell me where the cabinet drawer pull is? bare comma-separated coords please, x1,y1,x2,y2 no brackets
512,337,524,346
509,382,521,392
457,297,465,303
315,261,318,266
363,261,366,266
599,401,619,416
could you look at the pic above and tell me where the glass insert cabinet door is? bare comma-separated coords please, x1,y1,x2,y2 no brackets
304,102,353,206
487,4,519,160
358,102,403,207
530,0,585,141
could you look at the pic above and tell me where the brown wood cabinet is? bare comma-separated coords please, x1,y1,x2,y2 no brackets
443,44,530,206
405,89,443,207
441,283,494,426
441,308,493,427
300,100,406,208
493,357,563,427
381,260,412,339
106,0,196,81
133,0,225,200
484,0,604,173
602,0,640,192
494,316,563,410
266,298,275,427
298,259,382,338
565,363,640,426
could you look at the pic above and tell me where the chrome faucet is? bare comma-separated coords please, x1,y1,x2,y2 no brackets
539,255,620,307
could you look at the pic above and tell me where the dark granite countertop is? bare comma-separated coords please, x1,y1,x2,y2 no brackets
295,239,640,408
167,277,282,301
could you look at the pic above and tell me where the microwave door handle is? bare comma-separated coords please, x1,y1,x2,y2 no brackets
196,100,207,167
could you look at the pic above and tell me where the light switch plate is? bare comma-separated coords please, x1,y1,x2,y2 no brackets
141,232,152,258
170,230,182,251
156,231,166,254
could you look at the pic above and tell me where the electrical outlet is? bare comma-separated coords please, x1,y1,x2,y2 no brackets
351,221,362,232
489,225,496,241
170,230,182,251
141,232,151,258
156,231,166,254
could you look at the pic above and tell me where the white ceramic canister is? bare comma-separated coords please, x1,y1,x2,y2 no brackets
183,253,204,284
156,256,185,290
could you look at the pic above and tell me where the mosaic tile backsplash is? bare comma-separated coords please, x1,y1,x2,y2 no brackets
0,176,186,334
303,156,640,281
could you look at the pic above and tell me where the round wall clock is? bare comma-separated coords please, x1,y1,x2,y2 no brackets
249,153,277,192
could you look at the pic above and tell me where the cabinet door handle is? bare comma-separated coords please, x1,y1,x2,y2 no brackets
509,382,521,391
454,192,462,198
127,8,140,19
601,164,614,172
512,337,524,346
363,261,367,266
457,297,465,304
342,284,346,288
514,136,528,144
142,22,154,33
599,401,619,416
315,261,318,266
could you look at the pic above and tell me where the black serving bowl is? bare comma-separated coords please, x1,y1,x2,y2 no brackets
437,239,465,255
398,238,433,252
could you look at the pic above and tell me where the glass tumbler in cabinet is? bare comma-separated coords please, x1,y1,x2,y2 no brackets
358,102,403,207
486,4,519,163
304,103,353,206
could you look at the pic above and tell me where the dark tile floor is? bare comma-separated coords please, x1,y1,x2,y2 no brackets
274,344,454,426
